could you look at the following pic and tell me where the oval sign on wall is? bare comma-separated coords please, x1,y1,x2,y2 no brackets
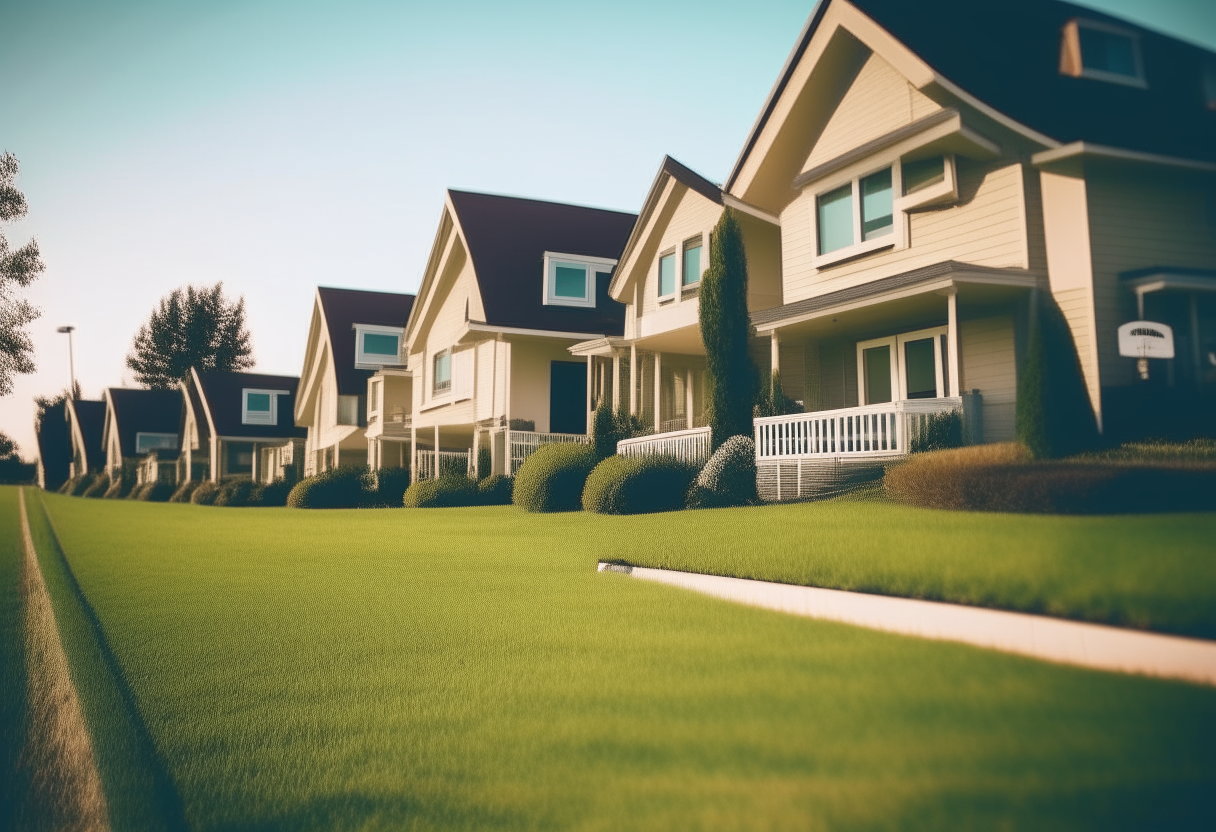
1117,321,1174,359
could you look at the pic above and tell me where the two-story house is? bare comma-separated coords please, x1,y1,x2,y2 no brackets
295,287,416,476
403,190,635,479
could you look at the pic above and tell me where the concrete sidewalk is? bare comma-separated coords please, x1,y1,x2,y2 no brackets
598,562,1216,686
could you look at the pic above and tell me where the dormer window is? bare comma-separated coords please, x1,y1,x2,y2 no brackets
542,251,616,308
135,432,178,453
242,388,285,425
354,324,404,367
1060,19,1146,88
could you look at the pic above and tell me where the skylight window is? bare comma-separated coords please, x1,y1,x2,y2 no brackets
1060,19,1146,88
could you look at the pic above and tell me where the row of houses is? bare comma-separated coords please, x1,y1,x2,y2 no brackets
45,0,1216,499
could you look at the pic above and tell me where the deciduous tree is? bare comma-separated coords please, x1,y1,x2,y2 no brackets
126,282,254,388
0,151,45,396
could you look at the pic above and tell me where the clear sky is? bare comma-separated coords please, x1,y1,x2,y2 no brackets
2,0,1213,457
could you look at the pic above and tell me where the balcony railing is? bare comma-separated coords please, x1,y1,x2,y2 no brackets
617,426,712,466
754,398,962,461
509,430,590,476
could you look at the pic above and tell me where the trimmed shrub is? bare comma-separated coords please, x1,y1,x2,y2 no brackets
136,481,175,502
477,474,513,506
403,476,479,508
582,454,697,515
512,443,596,512
83,474,110,498
910,410,966,454
57,476,75,494
214,478,256,507
686,435,757,508
476,447,492,480
286,466,369,509
169,479,199,503
190,480,220,506
66,473,95,496
365,467,410,507
592,398,620,461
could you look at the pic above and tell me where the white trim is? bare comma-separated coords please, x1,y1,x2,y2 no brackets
1031,141,1216,173
354,323,404,368
897,154,957,211
656,249,678,302
543,251,618,308
721,194,780,225
856,325,948,405
811,162,905,269
431,348,452,399
681,235,705,289
241,388,288,426
464,322,608,341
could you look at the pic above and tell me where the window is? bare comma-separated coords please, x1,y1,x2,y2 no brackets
816,167,896,260
543,251,617,307
242,389,284,425
135,432,178,453
354,324,404,367
860,168,893,241
337,395,359,426
1060,19,1145,88
682,238,702,287
433,349,451,394
369,378,380,414
902,156,945,195
658,252,676,298
856,327,949,405
817,184,853,255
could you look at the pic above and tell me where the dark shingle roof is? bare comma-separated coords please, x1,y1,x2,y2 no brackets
107,388,182,458
194,371,307,439
68,399,106,471
317,287,415,397
448,190,637,336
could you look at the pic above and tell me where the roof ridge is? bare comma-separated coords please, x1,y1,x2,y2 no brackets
448,188,638,218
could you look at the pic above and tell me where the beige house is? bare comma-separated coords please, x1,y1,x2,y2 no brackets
64,398,105,480
402,190,635,479
615,0,1216,498
101,388,182,485
295,287,415,476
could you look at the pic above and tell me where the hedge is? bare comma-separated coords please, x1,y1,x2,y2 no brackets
83,474,110,498
582,454,697,515
286,466,369,509
403,476,479,508
214,479,256,507
168,480,199,503
366,467,410,508
477,474,513,506
249,478,294,507
190,481,220,506
686,435,756,508
909,410,966,454
135,481,175,502
512,443,597,512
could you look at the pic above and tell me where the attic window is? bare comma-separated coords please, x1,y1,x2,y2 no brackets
542,251,617,308
1061,19,1146,88
354,324,404,367
242,389,284,425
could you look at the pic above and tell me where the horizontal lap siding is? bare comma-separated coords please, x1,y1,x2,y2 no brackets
1054,286,1100,412
960,316,1018,442
421,256,478,413
640,186,722,319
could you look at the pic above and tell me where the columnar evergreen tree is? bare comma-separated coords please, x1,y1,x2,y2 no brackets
126,282,254,389
0,151,45,396
591,396,620,461
699,208,757,449
1016,291,1099,458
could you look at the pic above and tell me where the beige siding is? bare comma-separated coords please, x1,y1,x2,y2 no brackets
510,338,583,433
421,255,477,410
802,51,940,174
960,315,1018,442
1054,285,1099,415
475,340,495,421
782,160,1030,305
638,184,723,319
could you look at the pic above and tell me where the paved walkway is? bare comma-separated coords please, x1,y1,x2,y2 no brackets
598,563,1216,686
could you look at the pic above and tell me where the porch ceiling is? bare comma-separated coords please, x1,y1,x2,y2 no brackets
633,323,706,356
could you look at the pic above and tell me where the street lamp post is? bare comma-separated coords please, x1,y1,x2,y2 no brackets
56,326,76,396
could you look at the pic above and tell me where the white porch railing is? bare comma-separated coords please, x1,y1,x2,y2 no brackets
415,449,475,480
617,426,712,465
754,398,962,460
509,430,590,476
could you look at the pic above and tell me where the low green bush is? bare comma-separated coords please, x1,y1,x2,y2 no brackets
477,447,492,480
249,478,293,507
214,478,256,507
286,466,369,509
686,435,756,508
477,474,512,506
190,481,220,506
168,480,199,503
64,474,93,496
910,410,966,454
582,454,696,515
512,443,596,512
403,476,479,508
83,474,110,498
365,467,410,508
136,481,175,502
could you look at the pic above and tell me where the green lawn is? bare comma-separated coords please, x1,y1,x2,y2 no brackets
9,488,1215,830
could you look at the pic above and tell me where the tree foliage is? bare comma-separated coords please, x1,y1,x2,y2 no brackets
0,151,45,396
33,383,79,491
126,282,254,388
699,208,757,449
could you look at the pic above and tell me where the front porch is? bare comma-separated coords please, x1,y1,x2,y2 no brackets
409,422,590,482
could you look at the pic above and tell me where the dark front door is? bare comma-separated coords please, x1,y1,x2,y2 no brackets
550,361,587,435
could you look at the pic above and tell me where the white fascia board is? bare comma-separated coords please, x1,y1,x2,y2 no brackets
721,195,780,225
465,322,608,341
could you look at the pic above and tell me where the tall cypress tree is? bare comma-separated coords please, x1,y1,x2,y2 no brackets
1016,291,1099,458
699,208,758,449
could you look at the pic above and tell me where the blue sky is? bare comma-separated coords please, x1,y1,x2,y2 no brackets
2,0,1213,455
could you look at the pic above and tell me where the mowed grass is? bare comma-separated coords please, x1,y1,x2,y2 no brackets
18,489,1216,830
602,499,1216,638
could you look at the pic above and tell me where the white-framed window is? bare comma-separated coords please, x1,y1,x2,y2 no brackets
242,389,286,426
354,324,404,368
542,251,617,308
856,326,949,405
1060,19,1146,88
368,377,381,416
432,348,451,395
657,250,677,300
337,395,359,426
135,432,178,453
682,236,703,288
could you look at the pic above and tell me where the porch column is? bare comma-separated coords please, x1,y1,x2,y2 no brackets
612,352,621,411
491,429,503,477
654,352,662,432
1190,293,1202,386
770,331,781,378
685,368,694,430
946,289,960,397
473,428,481,477
586,355,594,420
433,425,440,481
251,442,259,482
410,426,417,485
211,439,219,483
629,344,637,415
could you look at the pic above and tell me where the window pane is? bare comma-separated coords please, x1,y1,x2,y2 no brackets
363,333,398,356
903,156,945,194
1080,27,1136,76
337,396,359,426
864,346,892,404
433,352,451,391
659,254,675,296
682,245,701,286
904,338,937,399
246,392,271,412
554,265,586,298
817,184,853,255
861,169,893,241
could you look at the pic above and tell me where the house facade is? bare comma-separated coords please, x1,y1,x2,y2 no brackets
402,190,635,479
295,287,415,476
65,398,106,480
101,388,182,484
179,369,308,484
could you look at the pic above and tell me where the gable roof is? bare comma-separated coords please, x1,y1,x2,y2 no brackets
66,399,105,471
316,287,415,397
727,0,1216,190
193,370,307,439
106,388,182,458
447,190,636,335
